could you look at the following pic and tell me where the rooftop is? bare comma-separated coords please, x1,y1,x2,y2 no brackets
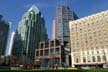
28,5,40,14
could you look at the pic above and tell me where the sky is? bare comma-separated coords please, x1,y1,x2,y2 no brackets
0,0,108,55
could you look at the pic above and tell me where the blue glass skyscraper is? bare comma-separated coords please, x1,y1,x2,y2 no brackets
12,5,48,64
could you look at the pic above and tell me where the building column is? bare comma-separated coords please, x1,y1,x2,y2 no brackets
65,55,69,66
71,53,75,67
60,57,61,67
80,51,83,64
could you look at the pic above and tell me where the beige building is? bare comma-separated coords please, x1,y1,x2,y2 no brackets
69,11,108,68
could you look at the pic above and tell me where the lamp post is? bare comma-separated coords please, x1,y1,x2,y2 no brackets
103,50,108,68
103,50,107,63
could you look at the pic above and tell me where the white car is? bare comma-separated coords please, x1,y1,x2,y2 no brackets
81,66,90,69
58,67,64,70
103,64,108,68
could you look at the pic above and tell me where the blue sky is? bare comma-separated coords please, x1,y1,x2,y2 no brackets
0,0,108,55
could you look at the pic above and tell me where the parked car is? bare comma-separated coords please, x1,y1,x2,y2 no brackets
80,66,90,69
66,67,78,70
58,67,64,70
103,64,108,69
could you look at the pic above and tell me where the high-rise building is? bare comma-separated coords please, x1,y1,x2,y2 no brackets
52,4,78,66
0,15,10,56
69,11,108,68
12,5,48,64
52,4,78,44
8,32,15,55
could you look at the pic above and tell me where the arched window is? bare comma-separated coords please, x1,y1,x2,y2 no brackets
83,57,86,63
92,56,95,62
97,56,101,62
76,58,79,63
103,55,106,61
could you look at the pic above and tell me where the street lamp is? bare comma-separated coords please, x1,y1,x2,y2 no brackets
103,50,108,68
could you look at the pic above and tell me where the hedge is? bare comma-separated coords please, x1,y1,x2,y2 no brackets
0,69,108,72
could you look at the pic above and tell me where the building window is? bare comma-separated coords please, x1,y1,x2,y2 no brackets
97,56,101,62
87,56,91,62
94,32,96,36
55,40,59,46
50,48,54,55
40,43,44,48
44,49,49,56
97,51,99,54
96,47,98,49
40,50,43,56
50,41,54,47
45,41,49,48
72,28,73,30
36,51,39,56
90,36,92,39
103,55,106,61
92,56,96,62
87,52,89,55
86,41,88,44
92,51,94,54
80,28,82,31
63,36,69,41
83,57,86,63
55,58,59,64
55,48,60,55
76,58,79,63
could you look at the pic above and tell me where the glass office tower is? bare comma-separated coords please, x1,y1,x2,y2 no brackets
53,4,78,46
52,4,78,66
12,5,48,64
